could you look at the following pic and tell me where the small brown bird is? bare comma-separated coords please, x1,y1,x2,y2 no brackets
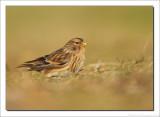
17,38,87,77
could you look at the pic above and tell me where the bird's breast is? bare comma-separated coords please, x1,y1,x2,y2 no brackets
69,53,85,74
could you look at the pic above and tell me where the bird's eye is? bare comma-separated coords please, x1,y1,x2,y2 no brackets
75,42,79,44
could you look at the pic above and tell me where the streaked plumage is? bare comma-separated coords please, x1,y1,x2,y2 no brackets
17,38,87,77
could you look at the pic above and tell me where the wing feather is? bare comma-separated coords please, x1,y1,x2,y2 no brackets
45,48,71,66
18,48,72,72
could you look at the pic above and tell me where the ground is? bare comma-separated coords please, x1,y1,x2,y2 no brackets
6,57,153,110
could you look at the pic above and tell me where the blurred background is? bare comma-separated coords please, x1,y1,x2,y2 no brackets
6,6,153,66
6,6,153,110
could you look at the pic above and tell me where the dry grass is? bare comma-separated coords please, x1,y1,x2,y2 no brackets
6,57,153,110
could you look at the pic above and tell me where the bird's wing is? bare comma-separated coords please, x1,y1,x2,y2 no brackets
46,48,72,65
26,48,71,66
18,48,72,71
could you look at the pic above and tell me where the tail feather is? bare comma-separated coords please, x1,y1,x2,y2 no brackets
17,55,50,72
17,63,47,72
17,64,33,68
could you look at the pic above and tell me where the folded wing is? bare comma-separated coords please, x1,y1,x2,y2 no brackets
17,48,72,72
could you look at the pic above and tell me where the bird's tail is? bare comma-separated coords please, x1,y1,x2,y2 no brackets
17,63,46,72
16,64,33,70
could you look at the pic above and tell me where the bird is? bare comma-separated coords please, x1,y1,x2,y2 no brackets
17,38,87,77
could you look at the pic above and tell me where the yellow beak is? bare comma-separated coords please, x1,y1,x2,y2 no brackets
82,42,87,46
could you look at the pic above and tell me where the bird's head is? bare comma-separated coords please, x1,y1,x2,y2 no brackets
64,38,87,53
